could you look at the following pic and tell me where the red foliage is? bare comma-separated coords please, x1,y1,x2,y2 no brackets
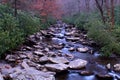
32,0,63,20
1,0,25,9
1,0,63,20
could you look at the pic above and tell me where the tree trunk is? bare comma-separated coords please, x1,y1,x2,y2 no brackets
85,0,90,13
77,0,81,13
95,0,105,23
111,0,115,28
14,0,17,17
105,0,110,19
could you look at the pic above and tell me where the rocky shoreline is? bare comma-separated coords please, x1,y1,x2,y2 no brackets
0,22,120,80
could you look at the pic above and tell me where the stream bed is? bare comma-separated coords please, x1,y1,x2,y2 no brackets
0,22,120,80
52,23,120,80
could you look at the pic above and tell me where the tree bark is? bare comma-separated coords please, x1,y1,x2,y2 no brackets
85,0,90,13
111,0,115,28
105,0,110,19
14,0,17,17
95,0,105,23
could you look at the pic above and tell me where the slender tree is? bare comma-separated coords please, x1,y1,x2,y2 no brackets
95,0,105,23
77,0,81,13
111,0,115,28
1,0,25,17
85,0,90,13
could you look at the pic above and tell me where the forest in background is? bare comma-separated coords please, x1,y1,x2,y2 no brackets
0,0,120,57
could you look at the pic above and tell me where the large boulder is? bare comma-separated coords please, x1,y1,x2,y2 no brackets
9,68,55,80
45,63,68,72
69,59,87,69
49,57,69,64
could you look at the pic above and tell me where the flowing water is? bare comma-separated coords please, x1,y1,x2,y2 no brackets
52,23,120,80
0,22,119,80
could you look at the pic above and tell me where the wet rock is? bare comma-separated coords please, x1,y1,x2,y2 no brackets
39,56,49,62
45,63,68,72
11,68,55,80
106,63,111,70
44,47,50,52
27,60,38,67
77,47,89,53
79,71,93,76
115,75,120,80
26,37,37,46
55,34,64,39
41,68,48,72
34,51,44,56
9,69,22,79
41,30,47,35
5,55,17,62
21,61,30,69
57,53,63,57
89,40,97,46
64,54,74,59
32,56,40,63
1,66,19,75
0,73,4,80
69,59,88,69
0,64,12,70
65,33,72,36
49,57,69,64
79,39,84,42
66,37,79,41
95,74,113,80
88,50,94,54
83,34,87,39
25,53,34,59
69,47,75,51
24,46,33,50
49,27,55,32
65,31,75,36
53,44,64,49
81,41,89,45
33,45,43,49
41,30,54,38
58,50,62,53
18,54,27,59
48,52,56,57
114,64,120,72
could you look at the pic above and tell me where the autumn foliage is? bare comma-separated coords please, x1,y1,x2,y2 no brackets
1,0,63,21
31,0,63,21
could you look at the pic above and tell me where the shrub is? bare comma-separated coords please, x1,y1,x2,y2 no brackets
87,20,120,56
0,13,24,56
114,6,120,25
17,11,41,36
0,4,43,56
74,13,88,30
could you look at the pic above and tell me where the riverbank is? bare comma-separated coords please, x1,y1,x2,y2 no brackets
0,22,119,80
